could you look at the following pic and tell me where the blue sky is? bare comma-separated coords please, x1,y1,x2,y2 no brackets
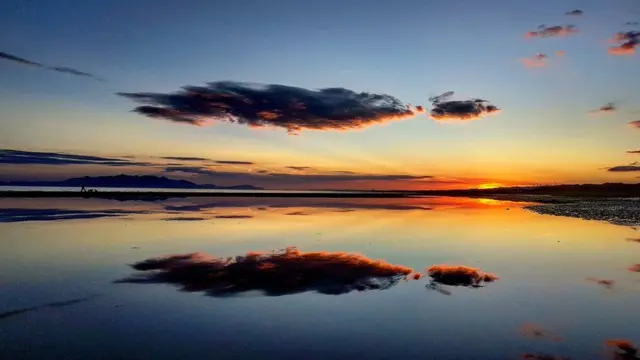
1,0,640,189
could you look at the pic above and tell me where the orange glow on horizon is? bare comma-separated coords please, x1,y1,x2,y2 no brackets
477,182,503,189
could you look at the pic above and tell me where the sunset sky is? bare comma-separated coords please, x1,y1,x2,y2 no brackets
1,0,640,190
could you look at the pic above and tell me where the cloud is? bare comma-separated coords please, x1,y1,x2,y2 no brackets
426,264,498,287
629,264,640,272
0,50,102,80
521,53,548,68
522,354,571,360
160,156,211,161
165,166,217,176
625,21,639,26
215,160,254,165
118,81,425,134
0,208,144,223
116,247,415,296
164,165,433,183
428,91,500,121
629,120,640,128
588,102,616,115
606,340,638,358
627,150,640,154
214,215,254,219
526,25,578,38
0,149,150,167
609,31,640,55
0,51,43,67
519,323,565,342
565,9,583,16
0,295,99,321
627,237,640,243
606,166,640,172
586,277,615,289
287,166,312,171
556,50,566,56
285,211,310,216
164,217,206,221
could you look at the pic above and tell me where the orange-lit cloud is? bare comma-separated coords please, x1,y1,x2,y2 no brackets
521,53,548,68
118,247,416,296
556,50,566,56
119,81,426,134
428,91,501,122
606,340,638,358
526,25,578,38
629,264,640,272
629,120,640,128
609,31,639,56
426,264,498,287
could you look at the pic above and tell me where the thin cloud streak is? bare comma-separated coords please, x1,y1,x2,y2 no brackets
0,50,103,80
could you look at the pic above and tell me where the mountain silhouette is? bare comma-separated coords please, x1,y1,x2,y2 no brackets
0,174,262,190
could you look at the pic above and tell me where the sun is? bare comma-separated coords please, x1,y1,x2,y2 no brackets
477,183,503,190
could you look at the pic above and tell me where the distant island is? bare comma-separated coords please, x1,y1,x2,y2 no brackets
0,174,263,191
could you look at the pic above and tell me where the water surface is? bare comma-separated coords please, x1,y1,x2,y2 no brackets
1,197,638,359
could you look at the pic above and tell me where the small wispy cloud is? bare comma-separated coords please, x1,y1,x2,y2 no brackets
606,165,640,172
215,160,254,165
628,120,640,128
627,150,640,154
588,102,616,115
521,53,548,68
0,149,149,166
565,9,583,16
526,25,578,38
160,156,211,162
0,51,103,81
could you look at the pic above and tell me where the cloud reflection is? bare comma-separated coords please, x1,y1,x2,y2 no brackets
117,247,415,297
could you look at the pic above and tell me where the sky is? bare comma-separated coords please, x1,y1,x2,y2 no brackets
1,0,640,190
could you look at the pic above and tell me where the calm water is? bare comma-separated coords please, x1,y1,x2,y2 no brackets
0,186,370,194
1,196,638,360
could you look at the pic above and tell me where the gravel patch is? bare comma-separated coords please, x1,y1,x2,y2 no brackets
525,199,640,226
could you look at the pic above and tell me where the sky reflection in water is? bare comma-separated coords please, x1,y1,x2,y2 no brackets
0,196,639,360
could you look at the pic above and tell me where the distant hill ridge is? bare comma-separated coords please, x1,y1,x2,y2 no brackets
0,174,263,190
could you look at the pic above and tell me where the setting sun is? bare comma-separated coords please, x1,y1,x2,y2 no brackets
477,183,503,189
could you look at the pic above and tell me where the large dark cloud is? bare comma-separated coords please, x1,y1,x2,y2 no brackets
116,247,415,296
428,91,500,121
118,81,425,134
0,149,150,167
0,50,103,80
526,25,578,38
164,165,432,183
609,31,640,55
